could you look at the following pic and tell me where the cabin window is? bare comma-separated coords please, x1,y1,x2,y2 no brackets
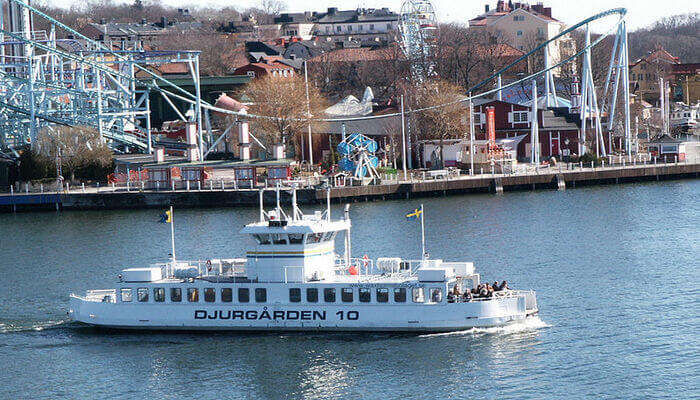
120,288,132,302
288,233,304,244
430,288,443,303
359,288,371,302
137,288,149,302
238,288,250,303
187,288,199,302
254,234,271,245
321,232,336,242
306,288,319,302
204,288,216,303
306,233,323,243
341,288,353,302
289,288,301,302
394,288,407,302
324,288,336,302
153,287,165,302
221,288,233,302
376,288,389,303
170,288,182,302
412,288,425,303
271,234,288,245
255,288,267,303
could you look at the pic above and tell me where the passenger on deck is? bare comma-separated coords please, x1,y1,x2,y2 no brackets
493,281,500,291
478,284,489,298
464,290,473,302
452,285,461,297
498,281,509,291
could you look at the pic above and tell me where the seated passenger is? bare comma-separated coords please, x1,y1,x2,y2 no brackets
493,281,500,291
452,285,461,297
464,291,473,302
478,285,489,298
499,281,509,291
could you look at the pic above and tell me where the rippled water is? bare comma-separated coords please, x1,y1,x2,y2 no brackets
1,180,698,399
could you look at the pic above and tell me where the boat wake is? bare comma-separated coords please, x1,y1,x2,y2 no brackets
0,319,73,334
419,316,549,338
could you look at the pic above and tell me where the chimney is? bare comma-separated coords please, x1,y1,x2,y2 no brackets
485,4,490,12
543,7,552,18
154,147,165,163
327,7,337,15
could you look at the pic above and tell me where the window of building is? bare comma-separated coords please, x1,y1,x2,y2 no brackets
154,287,165,302
238,288,250,303
341,288,353,302
254,234,271,244
255,288,267,303
386,23,391,30
348,25,352,32
537,27,546,36
394,287,406,302
376,288,389,303
137,287,149,302
326,26,331,33
289,288,301,303
324,288,336,302
369,24,375,31
512,111,529,123
170,288,181,302
121,288,132,302
517,30,523,36
307,288,319,302
430,288,443,303
359,288,371,302
358,25,363,32
412,287,425,303
337,26,342,32
204,288,216,303
221,288,233,303
288,233,304,244
187,288,199,302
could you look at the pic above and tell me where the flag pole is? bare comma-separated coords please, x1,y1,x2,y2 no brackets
420,204,425,263
170,205,176,263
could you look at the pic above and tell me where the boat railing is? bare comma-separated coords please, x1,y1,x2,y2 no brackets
448,289,531,303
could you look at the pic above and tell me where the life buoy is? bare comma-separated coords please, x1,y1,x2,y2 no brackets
206,259,212,271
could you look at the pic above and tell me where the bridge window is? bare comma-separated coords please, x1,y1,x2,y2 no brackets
376,288,389,303
394,288,406,302
187,288,199,302
359,288,371,302
412,288,425,303
289,288,301,302
221,288,233,302
204,288,216,303
306,288,319,302
322,232,337,242
253,234,271,244
137,288,149,302
120,288,132,302
341,288,353,302
255,288,267,303
238,288,250,303
324,288,336,302
170,288,182,302
306,233,323,243
430,288,443,303
154,287,165,302
288,233,304,244
272,234,288,245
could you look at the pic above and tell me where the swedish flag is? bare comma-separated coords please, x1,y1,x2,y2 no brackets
405,208,422,220
159,210,172,223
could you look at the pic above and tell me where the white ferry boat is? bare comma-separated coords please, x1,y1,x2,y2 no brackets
69,190,538,332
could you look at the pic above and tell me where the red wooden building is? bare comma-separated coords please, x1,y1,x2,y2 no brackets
472,99,582,160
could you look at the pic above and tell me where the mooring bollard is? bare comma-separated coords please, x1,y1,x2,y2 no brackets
591,161,594,170
24,183,28,193
126,181,129,192
140,181,144,191
112,182,115,190
221,179,225,190
480,167,483,175
209,180,213,191
602,160,605,168
66,182,70,192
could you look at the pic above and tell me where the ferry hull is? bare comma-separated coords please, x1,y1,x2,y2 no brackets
69,295,537,332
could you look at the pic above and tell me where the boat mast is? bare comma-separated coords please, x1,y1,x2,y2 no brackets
169,205,176,264
344,204,351,267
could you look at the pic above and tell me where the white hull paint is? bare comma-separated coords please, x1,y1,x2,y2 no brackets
70,295,536,332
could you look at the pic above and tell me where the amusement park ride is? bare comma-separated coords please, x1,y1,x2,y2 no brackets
1,0,634,170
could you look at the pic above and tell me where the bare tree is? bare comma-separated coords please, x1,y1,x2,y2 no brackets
244,76,327,153
33,126,112,182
